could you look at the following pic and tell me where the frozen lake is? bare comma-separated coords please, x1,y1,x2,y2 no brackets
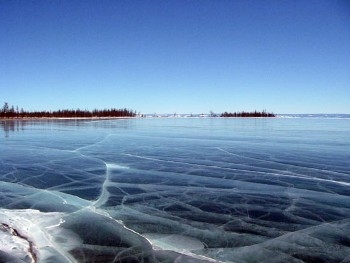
1,117,350,263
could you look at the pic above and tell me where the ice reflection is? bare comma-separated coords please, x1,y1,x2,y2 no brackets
1,118,350,262
0,119,135,138
0,120,24,137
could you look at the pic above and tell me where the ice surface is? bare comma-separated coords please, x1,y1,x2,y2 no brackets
1,118,350,262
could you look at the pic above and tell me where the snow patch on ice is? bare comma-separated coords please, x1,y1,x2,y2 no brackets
105,163,129,170
143,233,204,252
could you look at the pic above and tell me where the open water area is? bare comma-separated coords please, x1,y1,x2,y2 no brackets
1,117,350,263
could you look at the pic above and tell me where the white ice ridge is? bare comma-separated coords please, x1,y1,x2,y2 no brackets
93,162,129,207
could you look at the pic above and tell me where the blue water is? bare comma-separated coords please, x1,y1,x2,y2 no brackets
1,118,350,262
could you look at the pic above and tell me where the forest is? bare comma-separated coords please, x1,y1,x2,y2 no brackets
0,102,137,119
220,110,275,117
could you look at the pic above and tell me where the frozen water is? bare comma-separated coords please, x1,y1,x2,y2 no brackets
0,118,350,262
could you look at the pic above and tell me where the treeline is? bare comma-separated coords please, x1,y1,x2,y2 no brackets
0,102,136,119
221,110,275,117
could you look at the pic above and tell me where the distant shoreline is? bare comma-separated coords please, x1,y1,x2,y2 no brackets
0,116,277,121
0,116,134,121
2,114,350,121
0,103,275,119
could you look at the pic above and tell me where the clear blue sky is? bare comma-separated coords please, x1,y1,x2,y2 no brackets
1,0,349,114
